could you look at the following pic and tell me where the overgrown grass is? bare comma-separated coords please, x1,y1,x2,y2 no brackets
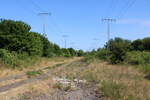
54,59,150,100
101,81,126,100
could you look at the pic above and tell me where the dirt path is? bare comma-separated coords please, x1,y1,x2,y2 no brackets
0,73,48,93
0,61,71,93
16,87,101,100
0,58,102,100
0,73,25,83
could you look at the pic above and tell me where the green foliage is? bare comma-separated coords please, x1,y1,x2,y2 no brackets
106,37,131,64
131,39,144,51
0,19,31,34
53,44,62,56
0,19,43,56
0,19,71,58
131,37,150,51
77,49,85,56
26,70,43,78
68,48,76,56
40,36,55,57
0,19,79,69
142,37,150,51
23,32,43,56
96,48,108,60
61,48,71,57
125,51,150,65
124,51,150,73
86,37,150,66
83,54,96,64
0,49,18,68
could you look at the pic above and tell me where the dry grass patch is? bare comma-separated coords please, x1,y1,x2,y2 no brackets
52,59,150,100
0,57,73,78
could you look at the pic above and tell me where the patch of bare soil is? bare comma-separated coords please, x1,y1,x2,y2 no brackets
145,74,150,80
14,84,102,100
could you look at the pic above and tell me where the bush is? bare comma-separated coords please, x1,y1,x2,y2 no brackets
125,51,150,65
61,48,71,57
77,50,85,57
0,49,18,67
96,48,108,60
83,55,96,64
105,38,131,64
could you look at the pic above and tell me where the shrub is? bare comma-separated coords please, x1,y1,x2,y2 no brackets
77,50,85,57
83,55,96,64
105,37,131,64
125,51,150,65
96,48,108,60
61,48,71,57
0,49,18,68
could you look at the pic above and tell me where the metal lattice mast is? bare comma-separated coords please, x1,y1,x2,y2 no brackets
38,12,51,37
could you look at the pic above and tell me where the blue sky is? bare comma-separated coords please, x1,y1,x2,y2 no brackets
0,0,150,51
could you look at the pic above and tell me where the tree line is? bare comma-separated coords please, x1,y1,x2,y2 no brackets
0,19,84,68
86,37,150,73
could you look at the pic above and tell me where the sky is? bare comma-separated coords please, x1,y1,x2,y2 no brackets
0,0,150,51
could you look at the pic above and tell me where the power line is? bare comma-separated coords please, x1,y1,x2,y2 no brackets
50,16,64,36
16,0,37,15
105,0,115,18
28,0,46,12
104,0,120,18
28,0,64,37
117,0,137,19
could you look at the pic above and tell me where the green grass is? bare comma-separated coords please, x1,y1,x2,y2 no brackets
26,70,43,78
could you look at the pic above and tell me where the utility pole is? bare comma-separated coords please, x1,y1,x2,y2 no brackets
102,18,116,50
62,35,69,48
38,12,51,37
